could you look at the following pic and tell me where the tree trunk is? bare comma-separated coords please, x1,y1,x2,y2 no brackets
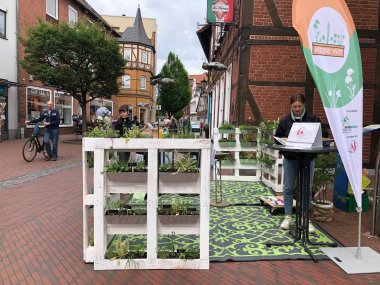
81,93,87,135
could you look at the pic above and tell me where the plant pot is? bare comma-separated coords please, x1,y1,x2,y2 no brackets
218,129,235,134
158,214,200,224
240,141,257,148
107,172,147,183
218,141,236,148
159,172,199,183
240,159,258,165
311,201,334,222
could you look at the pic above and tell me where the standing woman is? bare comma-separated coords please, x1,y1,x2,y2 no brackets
274,93,327,233
115,105,132,161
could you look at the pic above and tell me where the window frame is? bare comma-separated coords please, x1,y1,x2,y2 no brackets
26,87,52,126
0,9,6,39
122,75,131,89
140,76,146,90
46,0,58,20
124,48,131,62
141,50,148,64
68,6,78,24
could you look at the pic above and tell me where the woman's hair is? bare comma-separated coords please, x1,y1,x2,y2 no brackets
290,93,306,105
119,104,128,113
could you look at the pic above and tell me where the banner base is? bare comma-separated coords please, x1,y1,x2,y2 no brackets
321,247,380,274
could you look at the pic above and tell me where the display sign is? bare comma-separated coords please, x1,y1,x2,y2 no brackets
207,0,234,23
293,0,363,207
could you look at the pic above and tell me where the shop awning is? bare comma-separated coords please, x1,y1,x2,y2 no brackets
0,78,26,87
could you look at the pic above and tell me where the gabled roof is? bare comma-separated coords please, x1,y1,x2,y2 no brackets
119,7,153,48
74,0,119,37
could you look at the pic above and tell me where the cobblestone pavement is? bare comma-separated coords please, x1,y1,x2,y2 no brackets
0,135,380,284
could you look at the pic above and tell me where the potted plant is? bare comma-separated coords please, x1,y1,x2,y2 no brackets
258,120,278,146
105,197,146,224
218,122,235,134
105,235,144,267
311,153,336,222
259,153,275,169
239,124,258,134
240,135,257,148
104,159,148,183
221,152,236,166
159,153,199,183
239,151,259,165
158,198,199,224
157,232,200,259
218,137,236,148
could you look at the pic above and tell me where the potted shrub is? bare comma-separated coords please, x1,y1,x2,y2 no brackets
239,151,259,165
218,122,235,134
311,153,336,222
159,154,199,183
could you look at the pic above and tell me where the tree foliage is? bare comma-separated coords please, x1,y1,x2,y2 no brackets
158,52,191,119
20,19,125,132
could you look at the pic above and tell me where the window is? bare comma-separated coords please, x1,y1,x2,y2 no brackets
46,0,58,19
68,6,78,24
90,98,113,119
26,87,51,121
140,76,146,90
124,48,131,61
141,50,148,64
54,92,73,125
0,10,5,39
122,75,131,88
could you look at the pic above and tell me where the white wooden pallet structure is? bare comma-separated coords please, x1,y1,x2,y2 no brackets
83,138,211,270
213,128,261,182
213,128,283,192
260,146,284,193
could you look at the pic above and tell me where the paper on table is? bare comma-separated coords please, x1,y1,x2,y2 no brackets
274,136,287,145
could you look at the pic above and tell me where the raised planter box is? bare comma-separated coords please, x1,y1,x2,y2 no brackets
158,215,200,224
105,214,147,224
221,160,236,166
240,141,257,148
107,172,147,183
240,159,259,165
218,129,235,134
218,141,236,148
159,172,199,183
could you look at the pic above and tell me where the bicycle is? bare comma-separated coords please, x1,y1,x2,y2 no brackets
22,123,50,162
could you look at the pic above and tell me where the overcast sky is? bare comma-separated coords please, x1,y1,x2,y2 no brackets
87,0,208,75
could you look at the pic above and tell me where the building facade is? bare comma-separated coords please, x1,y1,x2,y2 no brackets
1,0,117,139
104,9,157,125
198,0,380,166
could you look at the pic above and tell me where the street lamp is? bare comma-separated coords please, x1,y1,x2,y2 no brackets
200,79,207,94
202,62,227,71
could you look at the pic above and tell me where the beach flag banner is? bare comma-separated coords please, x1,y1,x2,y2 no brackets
293,0,363,208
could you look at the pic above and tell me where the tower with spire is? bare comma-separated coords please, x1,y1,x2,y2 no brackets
107,7,156,125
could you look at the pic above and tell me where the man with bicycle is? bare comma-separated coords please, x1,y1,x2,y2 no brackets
26,101,60,161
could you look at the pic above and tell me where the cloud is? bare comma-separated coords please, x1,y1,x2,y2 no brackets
87,0,207,74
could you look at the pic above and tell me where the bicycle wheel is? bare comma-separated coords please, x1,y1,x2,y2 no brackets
22,138,38,162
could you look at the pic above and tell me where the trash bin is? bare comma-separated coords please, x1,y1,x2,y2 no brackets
333,153,369,212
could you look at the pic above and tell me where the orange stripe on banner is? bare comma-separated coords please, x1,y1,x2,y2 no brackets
292,0,355,49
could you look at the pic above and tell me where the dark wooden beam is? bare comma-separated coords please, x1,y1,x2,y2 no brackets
263,0,283,27
249,80,305,87
305,68,315,113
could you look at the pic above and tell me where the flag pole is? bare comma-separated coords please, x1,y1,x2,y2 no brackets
356,207,362,259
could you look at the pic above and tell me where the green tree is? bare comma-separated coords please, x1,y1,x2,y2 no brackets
21,19,125,133
158,52,191,119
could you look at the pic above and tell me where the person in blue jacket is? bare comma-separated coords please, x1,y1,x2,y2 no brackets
27,100,60,161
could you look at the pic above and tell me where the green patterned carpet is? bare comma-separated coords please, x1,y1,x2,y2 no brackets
115,181,339,261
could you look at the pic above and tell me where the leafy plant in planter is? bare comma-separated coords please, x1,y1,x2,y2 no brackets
239,124,258,134
218,138,237,148
240,134,257,148
259,154,275,168
221,152,236,166
105,235,140,268
104,159,131,173
311,153,336,222
239,151,259,164
258,120,278,145
123,125,150,141
106,197,127,215
159,154,199,183
157,232,199,259
218,122,235,133
86,126,120,138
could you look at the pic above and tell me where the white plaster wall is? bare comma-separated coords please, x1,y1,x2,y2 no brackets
0,0,18,139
